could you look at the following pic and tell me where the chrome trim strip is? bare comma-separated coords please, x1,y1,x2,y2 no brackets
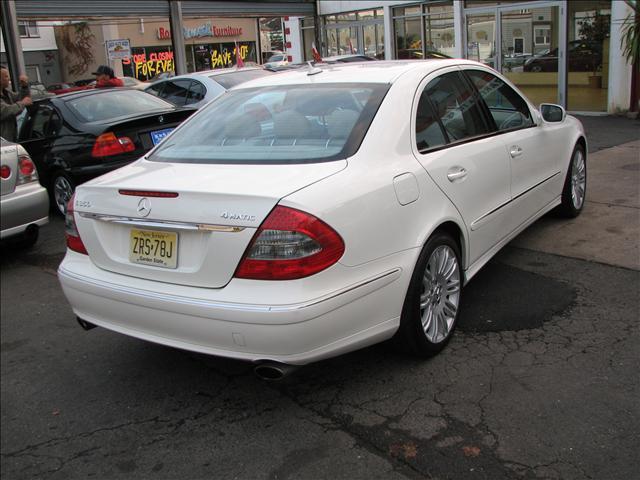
58,267,401,315
471,171,561,230
79,212,245,232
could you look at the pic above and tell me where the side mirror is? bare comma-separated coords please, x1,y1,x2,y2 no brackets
540,103,566,123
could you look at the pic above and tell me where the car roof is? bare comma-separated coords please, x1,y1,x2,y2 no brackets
236,59,478,88
157,67,265,82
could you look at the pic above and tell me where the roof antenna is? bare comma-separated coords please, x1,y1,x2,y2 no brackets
306,61,322,76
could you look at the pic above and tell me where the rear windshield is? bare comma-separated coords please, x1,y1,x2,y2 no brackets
65,90,173,122
210,69,273,90
149,83,389,164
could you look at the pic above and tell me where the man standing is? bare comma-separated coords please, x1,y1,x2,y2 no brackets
0,67,32,142
93,65,124,88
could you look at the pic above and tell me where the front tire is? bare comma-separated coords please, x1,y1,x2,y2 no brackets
557,143,587,218
395,232,462,357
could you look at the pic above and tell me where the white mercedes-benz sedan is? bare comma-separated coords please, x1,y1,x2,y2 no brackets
58,60,587,373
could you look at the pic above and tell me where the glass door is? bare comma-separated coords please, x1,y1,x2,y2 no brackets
500,5,561,106
465,2,564,107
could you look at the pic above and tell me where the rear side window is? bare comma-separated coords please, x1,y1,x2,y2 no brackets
186,81,206,105
415,90,447,151
158,79,191,106
145,83,164,97
422,72,490,143
211,69,273,89
66,90,172,122
149,83,389,164
465,70,534,131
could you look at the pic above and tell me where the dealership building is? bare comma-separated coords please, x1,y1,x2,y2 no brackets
2,0,636,113
293,0,635,113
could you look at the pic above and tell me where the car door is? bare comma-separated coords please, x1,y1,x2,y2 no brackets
412,67,512,266
17,102,59,183
463,68,562,224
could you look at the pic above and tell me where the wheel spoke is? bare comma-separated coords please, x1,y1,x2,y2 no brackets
446,279,460,295
443,300,457,318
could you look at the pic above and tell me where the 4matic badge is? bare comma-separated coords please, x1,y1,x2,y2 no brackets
221,211,256,222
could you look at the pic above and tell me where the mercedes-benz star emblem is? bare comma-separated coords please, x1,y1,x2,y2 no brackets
137,197,151,217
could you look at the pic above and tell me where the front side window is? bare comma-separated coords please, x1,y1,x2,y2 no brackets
149,83,389,164
422,72,490,142
465,69,534,131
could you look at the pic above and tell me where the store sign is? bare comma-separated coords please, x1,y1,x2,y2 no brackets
157,22,243,40
122,50,174,79
106,39,131,60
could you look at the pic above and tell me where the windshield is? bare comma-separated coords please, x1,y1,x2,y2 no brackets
149,83,388,164
65,90,173,122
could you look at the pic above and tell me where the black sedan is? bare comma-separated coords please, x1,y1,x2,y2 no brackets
17,88,196,214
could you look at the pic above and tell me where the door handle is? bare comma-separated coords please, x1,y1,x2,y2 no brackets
447,167,467,182
510,145,523,158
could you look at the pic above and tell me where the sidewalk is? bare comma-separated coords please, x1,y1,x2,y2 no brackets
512,139,640,270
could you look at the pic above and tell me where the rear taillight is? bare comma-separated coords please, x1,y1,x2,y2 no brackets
91,132,135,158
234,206,344,280
65,194,88,254
0,165,10,179
16,155,38,185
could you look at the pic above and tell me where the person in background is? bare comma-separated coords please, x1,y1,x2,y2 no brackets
0,67,32,142
93,65,124,88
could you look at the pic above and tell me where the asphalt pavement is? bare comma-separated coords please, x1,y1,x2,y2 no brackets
1,115,638,480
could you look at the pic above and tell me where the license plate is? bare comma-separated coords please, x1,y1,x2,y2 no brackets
150,128,174,145
129,229,178,269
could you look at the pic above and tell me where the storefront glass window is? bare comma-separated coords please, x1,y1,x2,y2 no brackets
501,6,560,106
324,9,384,58
358,10,375,21
395,16,422,59
466,13,495,67
337,13,357,22
259,17,285,63
394,2,454,60
301,16,316,61
567,0,611,111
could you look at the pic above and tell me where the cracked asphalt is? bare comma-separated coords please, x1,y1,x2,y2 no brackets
1,117,639,479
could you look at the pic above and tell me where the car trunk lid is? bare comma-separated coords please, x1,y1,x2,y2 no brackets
73,159,346,288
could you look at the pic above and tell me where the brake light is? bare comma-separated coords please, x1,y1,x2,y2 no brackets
65,194,88,254
234,206,344,280
92,132,135,158
0,165,10,179
16,155,38,185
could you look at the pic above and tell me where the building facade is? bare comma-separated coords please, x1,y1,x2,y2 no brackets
300,0,635,113
0,20,62,86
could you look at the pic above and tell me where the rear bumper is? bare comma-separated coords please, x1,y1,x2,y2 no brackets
0,183,49,239
58,250,416,365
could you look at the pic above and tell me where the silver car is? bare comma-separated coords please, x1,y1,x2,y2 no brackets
1,138,49,247
144,67,273,109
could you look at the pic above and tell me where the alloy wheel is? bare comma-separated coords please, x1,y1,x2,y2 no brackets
54,176,74,215
571,149,586,210
419,245,461,343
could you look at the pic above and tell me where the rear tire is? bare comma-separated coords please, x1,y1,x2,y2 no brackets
557,143,586,218
394,232,462,357
51,172,75,217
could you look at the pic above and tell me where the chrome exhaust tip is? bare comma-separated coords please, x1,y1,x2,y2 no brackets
253,362,299,381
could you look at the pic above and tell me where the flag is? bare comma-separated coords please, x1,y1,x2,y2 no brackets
235,41,245,68
348,38,355,54
311,42,323,63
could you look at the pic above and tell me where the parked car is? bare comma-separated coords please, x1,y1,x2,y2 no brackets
147,71,175,83
46,82,92,95
59,60,587,377
16,88,197,215
144,67,273,109
121,77,147,90
524,41,602,72
263,53,289,69
1,137,49,247
28,82,55,100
